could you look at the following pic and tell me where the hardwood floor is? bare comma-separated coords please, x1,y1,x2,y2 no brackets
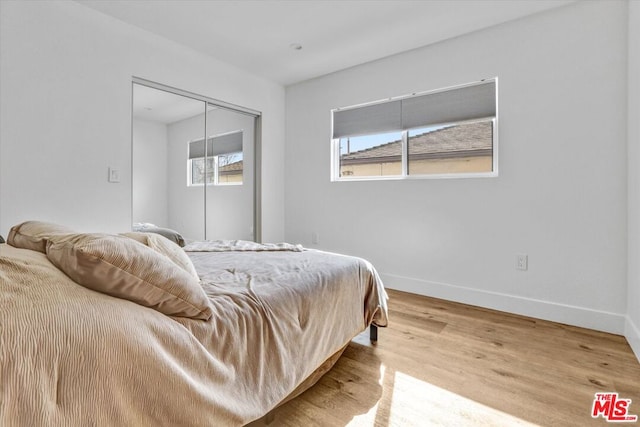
268,289,640,426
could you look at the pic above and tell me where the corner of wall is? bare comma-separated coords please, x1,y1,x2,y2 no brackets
627,0,640,364
625,316,640,363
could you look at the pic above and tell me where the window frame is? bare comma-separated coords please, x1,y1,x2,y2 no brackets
187,130,245,187
188,156,212,187
331,79,498,182
214,151,244,186
187,152,244,187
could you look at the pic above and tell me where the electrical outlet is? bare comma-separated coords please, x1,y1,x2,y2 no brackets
311,232,319,245
516,254,528,271
108,167,120,183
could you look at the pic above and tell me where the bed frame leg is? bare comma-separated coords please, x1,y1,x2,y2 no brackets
370,324,378,342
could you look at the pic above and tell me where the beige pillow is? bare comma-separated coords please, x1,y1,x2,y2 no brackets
7,220,76,253
121,232,199,281
46,233,212,320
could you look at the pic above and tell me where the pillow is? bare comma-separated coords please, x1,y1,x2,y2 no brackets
132,223,185,247
46,233,212,320
7,221,76,253
121,232,199,281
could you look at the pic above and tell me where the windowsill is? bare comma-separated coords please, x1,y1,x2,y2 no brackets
331,171,499,182
187,182,244,187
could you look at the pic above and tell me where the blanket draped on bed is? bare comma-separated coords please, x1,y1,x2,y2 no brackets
183,240,304,252
0,243,387,426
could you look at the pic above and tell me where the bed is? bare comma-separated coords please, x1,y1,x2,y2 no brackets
0,221,388,426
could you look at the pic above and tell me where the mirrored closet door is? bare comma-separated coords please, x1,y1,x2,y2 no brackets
132,80,259,243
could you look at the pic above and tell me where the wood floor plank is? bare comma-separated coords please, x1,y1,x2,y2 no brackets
266,289,640,426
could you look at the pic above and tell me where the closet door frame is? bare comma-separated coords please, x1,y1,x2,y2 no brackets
131,76,262,242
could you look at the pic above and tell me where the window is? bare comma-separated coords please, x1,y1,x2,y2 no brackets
340,131,403,178
188,130,243,186
331,79,497,180
190,156,215,185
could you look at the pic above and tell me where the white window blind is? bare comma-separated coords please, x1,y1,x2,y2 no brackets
189,130,243,159
332,80,496,139
332,101,401,139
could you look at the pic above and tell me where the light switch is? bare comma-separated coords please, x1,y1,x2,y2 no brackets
108,167,120,183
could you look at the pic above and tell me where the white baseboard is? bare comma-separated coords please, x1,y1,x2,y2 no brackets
625,316,640,364
380,273,626,335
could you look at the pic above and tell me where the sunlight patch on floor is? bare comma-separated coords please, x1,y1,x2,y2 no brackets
347,365,537,426
386,371,536,426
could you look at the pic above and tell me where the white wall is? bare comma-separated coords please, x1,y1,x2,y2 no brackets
132,118,169,227
0,0,285,241
166,113,206,241
626,0,640,360
285,1,629,334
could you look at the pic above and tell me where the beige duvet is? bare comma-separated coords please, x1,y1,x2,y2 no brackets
0,243,387,426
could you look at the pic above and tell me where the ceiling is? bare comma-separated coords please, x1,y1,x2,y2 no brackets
132,83,208,124
77,0,575,86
